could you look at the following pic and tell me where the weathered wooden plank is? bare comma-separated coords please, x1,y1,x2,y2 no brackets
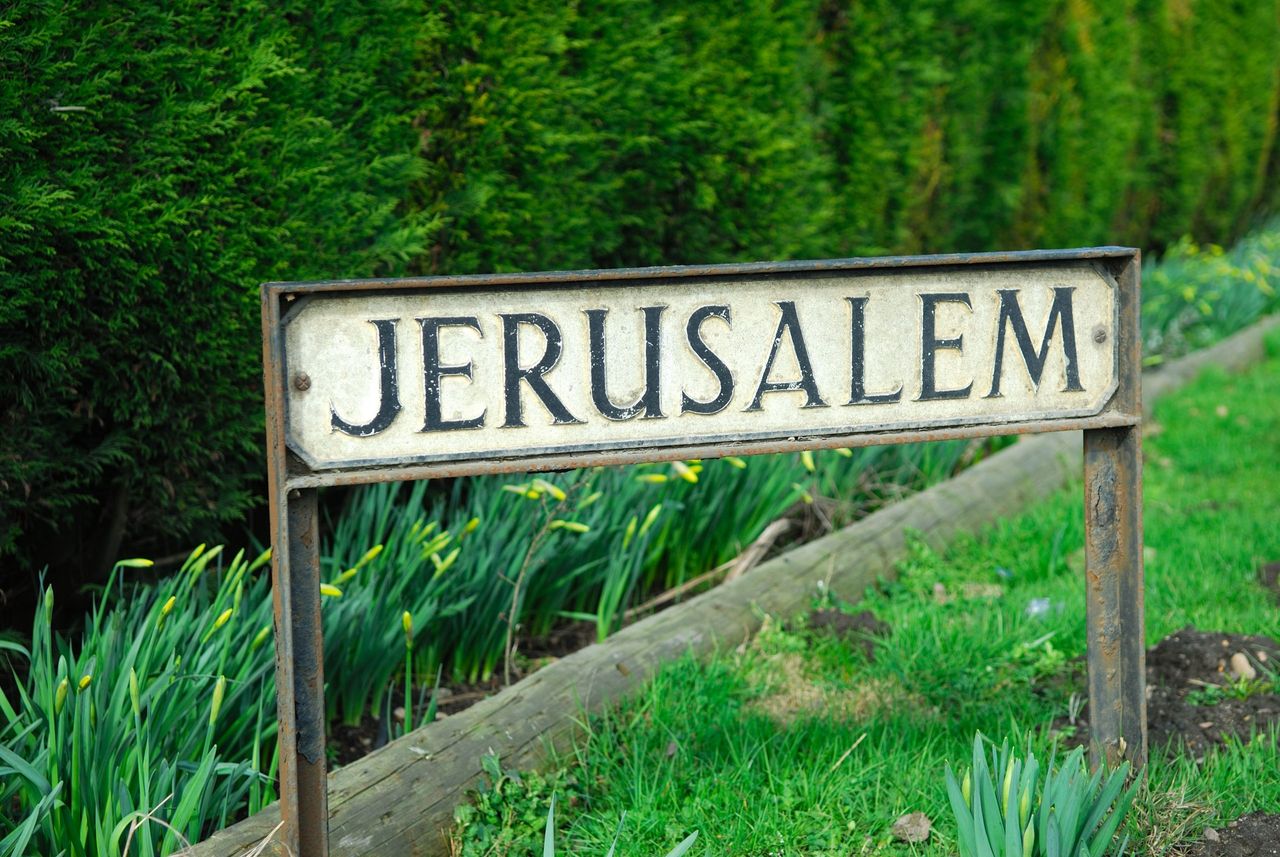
189,314,1278,857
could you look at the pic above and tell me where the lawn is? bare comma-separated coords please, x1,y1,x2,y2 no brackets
451,334,1280,855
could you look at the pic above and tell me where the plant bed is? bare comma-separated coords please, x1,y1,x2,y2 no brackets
328,620,602,766
1052,629,1279,761
1187,811,1280,857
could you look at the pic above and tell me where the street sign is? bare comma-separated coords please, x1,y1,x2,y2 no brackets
282,263,1117,472
261,249,1146,856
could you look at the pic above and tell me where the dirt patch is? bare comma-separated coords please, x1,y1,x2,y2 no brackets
1186,812,1280,857
1055,628,1279,758
745,649,926,726
805,608,890,660
1259,561,1280,603
328,678,509,765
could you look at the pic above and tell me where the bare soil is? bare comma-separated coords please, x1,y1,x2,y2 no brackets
1186,812,1280,857
804,608,890,660
1055,627,1279,759
329,620,599,766
1259,560,1280,603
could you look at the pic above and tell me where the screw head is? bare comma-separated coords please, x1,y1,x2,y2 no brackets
293,373,311,392
1093,327,1108,344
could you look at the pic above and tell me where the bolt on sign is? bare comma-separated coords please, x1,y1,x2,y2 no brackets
261,249,1146,856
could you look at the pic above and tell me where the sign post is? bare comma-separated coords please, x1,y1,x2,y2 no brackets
261,248,1145,856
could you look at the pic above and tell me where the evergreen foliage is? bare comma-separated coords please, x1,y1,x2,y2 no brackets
3,0,1278,575
0,1,439,574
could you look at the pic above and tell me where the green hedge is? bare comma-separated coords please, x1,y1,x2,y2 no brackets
419,0,1280,269
3,0,1279,577
0,2,439,575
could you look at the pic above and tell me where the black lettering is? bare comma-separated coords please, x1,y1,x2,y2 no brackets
585,306,665,421
331,318,402,436
746,301,827,411
500,313,582,427
917,293,973,401
846,297,902,405
419,316,485,432
681,305,734,415
986,287,1084,397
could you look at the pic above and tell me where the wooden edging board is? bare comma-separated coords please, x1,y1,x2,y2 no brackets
250,249,1150,856
191,312,1277,857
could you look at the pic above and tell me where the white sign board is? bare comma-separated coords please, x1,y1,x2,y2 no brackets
281,262,1116,470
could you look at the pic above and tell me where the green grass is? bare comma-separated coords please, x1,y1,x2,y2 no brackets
450,335,1280,855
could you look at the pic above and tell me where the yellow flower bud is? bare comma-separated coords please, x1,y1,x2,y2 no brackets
639,503,662,536
431,547,460,577
548,520,590,534
249,547,272,572
337,567,359,584
800,450,815,473
209,675,227,727
622,516,638,549
251,625,272,651
157,595,177,628
463,516,481,534
78,674,92,690
319,584,342,598
54,677,68,715
834,447,853,458
402,611,413,647
356,545,383,569
578,492,603,509
636,473,668,484
962,771,971,807
1022,822,1035,855
201,607,235,643
129,668,141,716
532,479,566,501
117,558,155,569
420,532,452,557
672,461,698,484
724,456,747,469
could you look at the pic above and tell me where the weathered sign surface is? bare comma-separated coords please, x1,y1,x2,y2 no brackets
282,262,1117,470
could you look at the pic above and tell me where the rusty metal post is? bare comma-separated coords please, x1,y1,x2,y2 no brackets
264,286,330,856
1083,254,1146,772
284,488,329,855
